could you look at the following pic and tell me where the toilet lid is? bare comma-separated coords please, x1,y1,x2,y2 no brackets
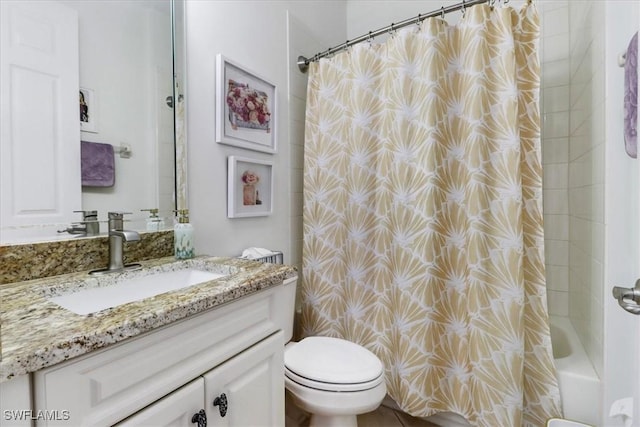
284,336,383,385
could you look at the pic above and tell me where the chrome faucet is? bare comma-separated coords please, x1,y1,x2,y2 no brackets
90,212,142,275
58,210,100,236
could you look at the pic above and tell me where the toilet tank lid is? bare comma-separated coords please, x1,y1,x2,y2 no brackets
285,336,383,384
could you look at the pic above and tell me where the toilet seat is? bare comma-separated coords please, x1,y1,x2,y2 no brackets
284,336,384,392
285,366,383,392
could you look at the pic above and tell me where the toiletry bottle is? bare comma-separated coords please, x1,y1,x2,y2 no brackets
142,208,165,231
173,209,194,259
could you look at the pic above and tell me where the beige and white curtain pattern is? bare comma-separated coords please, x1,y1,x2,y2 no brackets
301,3,562,426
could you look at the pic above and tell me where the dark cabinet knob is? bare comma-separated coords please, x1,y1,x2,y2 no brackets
213,393,228,417
191,409,207,427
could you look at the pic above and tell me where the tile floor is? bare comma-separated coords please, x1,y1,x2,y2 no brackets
285,394,440,427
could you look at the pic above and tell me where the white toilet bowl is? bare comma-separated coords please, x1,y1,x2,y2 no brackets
284,336,387,427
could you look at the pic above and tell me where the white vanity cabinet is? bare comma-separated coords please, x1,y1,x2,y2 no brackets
28,280,293,427
116,332,283,427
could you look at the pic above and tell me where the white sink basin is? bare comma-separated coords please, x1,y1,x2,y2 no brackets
50,269,227,315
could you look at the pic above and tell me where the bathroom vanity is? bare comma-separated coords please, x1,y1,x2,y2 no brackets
0,256,297,426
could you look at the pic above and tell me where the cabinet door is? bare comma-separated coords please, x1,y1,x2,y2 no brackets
115,378,205,427
204,331,284,427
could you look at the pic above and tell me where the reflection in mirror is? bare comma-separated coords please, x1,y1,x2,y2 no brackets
0,0,184,244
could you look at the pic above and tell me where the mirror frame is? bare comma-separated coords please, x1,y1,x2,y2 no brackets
172,0,188,213
0,0,187,245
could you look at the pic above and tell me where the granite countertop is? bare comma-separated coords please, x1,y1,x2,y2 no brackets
0,256,297,382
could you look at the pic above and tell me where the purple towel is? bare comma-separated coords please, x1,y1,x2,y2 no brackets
624,32,637,159
81,141,115,187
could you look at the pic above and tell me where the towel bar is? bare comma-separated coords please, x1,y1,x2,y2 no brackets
114,144,132,158
619,52,626,67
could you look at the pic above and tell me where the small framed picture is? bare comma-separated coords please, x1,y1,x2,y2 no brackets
216,54,276,154
227,156,273,218
79,87,97,133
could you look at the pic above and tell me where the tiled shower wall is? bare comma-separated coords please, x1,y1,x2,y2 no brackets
541,0,605,377
541,1,570,316
568,0,606,377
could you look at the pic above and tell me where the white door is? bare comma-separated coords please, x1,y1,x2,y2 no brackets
203,332,284,427
115,378,205,426
0,1,81,233
603,3,640,426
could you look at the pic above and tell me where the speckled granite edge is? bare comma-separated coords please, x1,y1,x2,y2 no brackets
0,256,297,382
0,231,173,285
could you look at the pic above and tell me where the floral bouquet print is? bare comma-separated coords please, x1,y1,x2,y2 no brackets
226,80,271,132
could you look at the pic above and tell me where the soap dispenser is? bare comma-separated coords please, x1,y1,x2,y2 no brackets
173,209,194,259
142,208,165,231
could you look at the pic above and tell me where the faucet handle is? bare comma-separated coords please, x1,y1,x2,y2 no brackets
107,212,133,232
108,211,133,220
74,210,98,221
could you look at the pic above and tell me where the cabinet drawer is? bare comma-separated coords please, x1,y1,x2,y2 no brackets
115,378,204,427
34,286,282,426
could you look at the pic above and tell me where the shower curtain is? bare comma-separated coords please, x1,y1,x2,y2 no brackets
301,3,562,427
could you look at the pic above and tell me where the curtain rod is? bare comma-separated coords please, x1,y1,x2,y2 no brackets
297,0,491,73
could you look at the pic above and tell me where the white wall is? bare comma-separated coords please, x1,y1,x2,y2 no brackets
185,0,345,261
287,11,339,272
602,1,640,425
347,0,461,38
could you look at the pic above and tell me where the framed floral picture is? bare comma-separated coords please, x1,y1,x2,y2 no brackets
216,55,277,154
79,87,98,133
227,156,273,218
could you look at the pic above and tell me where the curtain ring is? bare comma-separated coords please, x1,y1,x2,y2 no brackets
462,0,466,17
440,7,445,19
416,13,421,27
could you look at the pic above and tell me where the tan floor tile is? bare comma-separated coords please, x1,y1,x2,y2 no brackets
285,393,443,427
285,392,309,427
357,405,404,427
394,410,441,427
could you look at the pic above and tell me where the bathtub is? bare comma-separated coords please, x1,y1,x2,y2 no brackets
549,316,601,426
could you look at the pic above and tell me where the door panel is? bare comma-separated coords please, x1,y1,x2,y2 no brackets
0,1,81,230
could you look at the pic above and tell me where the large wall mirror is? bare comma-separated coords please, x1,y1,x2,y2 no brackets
0,0,186,244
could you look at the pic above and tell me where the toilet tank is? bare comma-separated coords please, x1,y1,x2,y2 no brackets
279,276,298,342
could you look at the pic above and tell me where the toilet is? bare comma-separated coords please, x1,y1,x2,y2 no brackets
281,278,386,427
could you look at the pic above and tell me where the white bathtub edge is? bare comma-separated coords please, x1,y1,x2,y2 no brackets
549,316,602,426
